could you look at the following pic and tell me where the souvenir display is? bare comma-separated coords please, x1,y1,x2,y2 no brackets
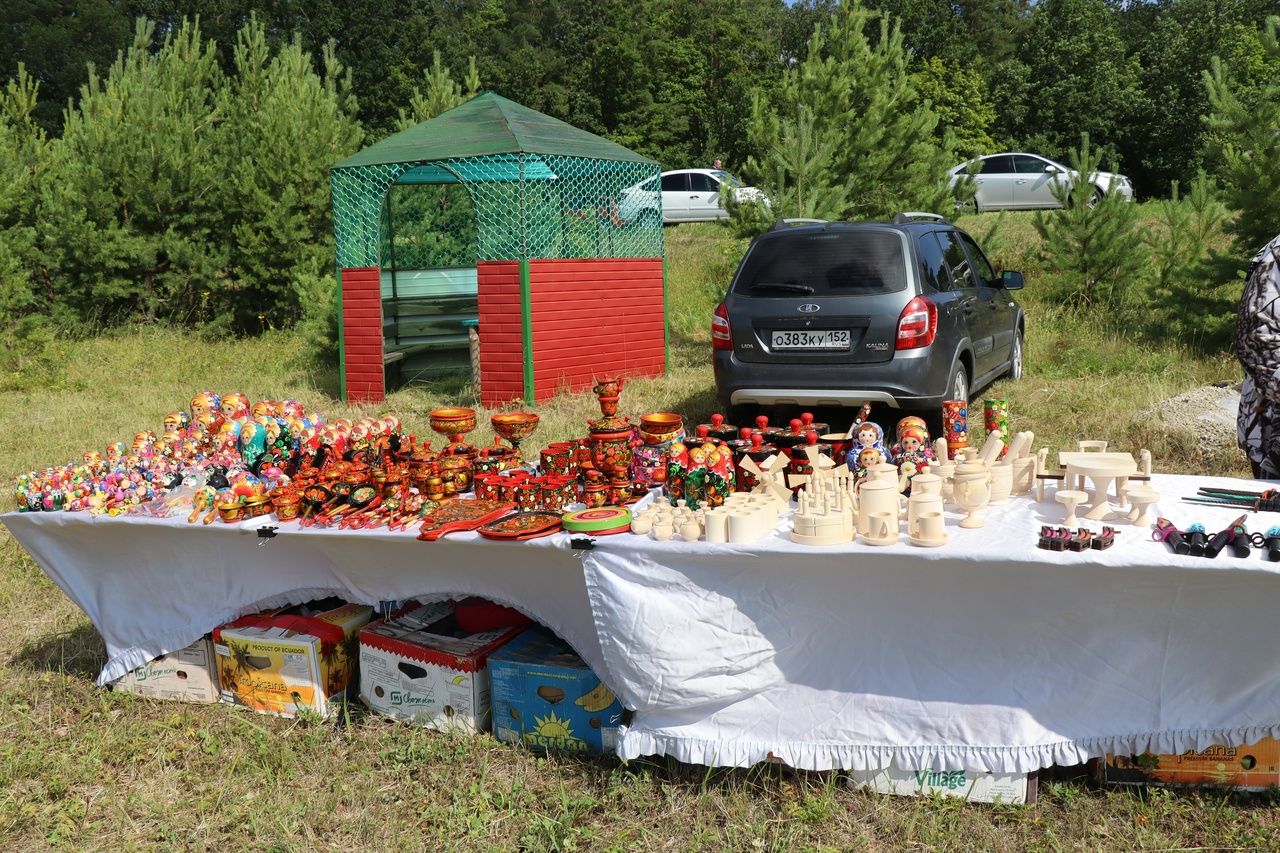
790,447,857,546
11,393,1203,569
1121,484,1160,527
696,413,738,443
477,511,563,541
890,416,936,488
735,444,792,505
429,407,478,455
941,399,968,460
952,459,992,529
490,411,540,460
417,500,516,541
845,420,890,478
561,506,633,535
665,427,735,509
983,400,1010,460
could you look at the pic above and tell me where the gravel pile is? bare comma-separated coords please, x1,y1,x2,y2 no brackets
1147,383,1240,447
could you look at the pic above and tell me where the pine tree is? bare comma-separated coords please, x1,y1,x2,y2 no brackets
0,64,58,386
1032,134,1145,306
39,19,227,324
396,51,481,131
1204,15,1280,255
733,0,955,233
213,18,364,333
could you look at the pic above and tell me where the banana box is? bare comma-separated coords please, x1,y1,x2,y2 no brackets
358,601,525,732
213,603,373,718
847,768,1037,805
111,636,219,703
489,627,624,754
1101,738,1280,790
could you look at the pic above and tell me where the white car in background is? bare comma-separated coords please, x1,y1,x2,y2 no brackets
948,152,1134,212
619,168,769,224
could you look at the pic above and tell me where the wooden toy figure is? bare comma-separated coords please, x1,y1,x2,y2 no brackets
845,420,889,473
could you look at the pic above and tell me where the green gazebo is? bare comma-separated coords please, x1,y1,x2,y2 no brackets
329,92,666,405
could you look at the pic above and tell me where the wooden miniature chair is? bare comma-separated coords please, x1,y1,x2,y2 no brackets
1076,440,1109,453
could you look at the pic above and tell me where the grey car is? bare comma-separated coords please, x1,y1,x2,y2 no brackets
712,214,1025,418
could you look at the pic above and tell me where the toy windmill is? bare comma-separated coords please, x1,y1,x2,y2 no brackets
787,442,846,493
737,452,792,504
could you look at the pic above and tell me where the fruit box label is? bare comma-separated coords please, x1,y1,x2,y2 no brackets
1104,738,1280,790
488,627,624,755
112,637,218,704
214,604,372,718
847,768,1036,805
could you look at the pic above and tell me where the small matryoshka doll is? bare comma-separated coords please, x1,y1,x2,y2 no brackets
191,392,221,420
894,426,935,484
251,400,278,419
105,441,125,464
238,419,267,467
220,392,251,422
280,400,306,421
163,411,191,436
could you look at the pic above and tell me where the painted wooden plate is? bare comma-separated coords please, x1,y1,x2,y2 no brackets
417,500,516,541
477,511,563,541
561,506,633,535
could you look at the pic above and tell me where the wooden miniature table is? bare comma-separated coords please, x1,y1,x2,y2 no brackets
7,471,1280,777
1058,452,1139,520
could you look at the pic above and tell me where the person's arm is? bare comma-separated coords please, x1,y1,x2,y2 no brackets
1235,239,1280,403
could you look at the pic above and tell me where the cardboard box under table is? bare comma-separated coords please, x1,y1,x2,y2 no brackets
489,626,624,754
1101,737,1280,791
213,603,374,718
359,602,525,732
111,636,219,703
847,768,1037,805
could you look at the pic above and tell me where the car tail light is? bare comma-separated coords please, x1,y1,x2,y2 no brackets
896,296,937,350
712,302,732,351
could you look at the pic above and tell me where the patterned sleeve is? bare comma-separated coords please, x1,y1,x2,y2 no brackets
1234,237,1280,405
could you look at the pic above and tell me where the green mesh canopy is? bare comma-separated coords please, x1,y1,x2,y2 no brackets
330,93,663,268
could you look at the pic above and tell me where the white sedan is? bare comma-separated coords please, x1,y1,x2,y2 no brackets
618,168,769,224
948,152,1134,212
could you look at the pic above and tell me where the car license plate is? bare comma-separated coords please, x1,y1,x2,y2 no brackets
770,330,851,350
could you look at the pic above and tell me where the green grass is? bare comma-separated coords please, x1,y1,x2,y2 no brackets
0,210,1269,850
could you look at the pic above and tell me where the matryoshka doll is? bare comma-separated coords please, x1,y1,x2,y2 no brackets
280,400,306,422
665,426,734,509
845,420,889,471
191,391,221,420
251,400,278,419
220,392,251,422
893,425,936,489
237,419,268,468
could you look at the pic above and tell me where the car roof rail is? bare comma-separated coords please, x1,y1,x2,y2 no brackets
769,218,828,231
891,211,949,225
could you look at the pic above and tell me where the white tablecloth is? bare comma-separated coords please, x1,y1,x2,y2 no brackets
7,472,1280,774
1,511,608,690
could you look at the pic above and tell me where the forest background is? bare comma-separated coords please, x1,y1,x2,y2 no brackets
1,0,1279,383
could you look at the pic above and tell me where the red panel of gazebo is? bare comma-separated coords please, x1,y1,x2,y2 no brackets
477,258,665,408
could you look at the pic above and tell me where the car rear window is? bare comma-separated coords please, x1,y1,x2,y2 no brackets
733,230,908,296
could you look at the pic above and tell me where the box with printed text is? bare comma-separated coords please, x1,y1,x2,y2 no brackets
847,767,1037,804
213,602,374,718
489,627,624,755
1101,738,1280,791
111,636,219,703
358,601,525,732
